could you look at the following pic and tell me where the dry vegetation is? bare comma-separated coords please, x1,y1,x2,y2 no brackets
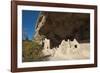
22,40,45,62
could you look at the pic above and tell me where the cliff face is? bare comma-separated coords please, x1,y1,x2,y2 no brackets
33,12,90,48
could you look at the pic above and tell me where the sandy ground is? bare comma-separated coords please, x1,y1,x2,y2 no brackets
79,43,90,59
43,43,90,61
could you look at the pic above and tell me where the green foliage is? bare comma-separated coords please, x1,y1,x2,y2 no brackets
22,40,44,62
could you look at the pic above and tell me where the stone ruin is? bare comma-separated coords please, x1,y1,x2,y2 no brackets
33,12,90,60
42,38,88,60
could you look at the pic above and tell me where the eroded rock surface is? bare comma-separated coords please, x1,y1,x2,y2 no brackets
33,12,90,48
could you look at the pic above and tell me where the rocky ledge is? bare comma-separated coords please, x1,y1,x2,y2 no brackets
33,11,90,48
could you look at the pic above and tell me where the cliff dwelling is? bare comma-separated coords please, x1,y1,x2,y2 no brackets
22,10,90,62
33,11,90,49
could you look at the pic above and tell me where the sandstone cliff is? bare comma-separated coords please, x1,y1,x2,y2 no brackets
33,12,90,48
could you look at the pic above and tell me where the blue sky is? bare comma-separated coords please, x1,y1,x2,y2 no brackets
22,10,40,40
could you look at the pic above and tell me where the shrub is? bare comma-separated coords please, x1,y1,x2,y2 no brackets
22,40,44,62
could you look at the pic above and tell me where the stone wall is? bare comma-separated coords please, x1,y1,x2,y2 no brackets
42,38,89,60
